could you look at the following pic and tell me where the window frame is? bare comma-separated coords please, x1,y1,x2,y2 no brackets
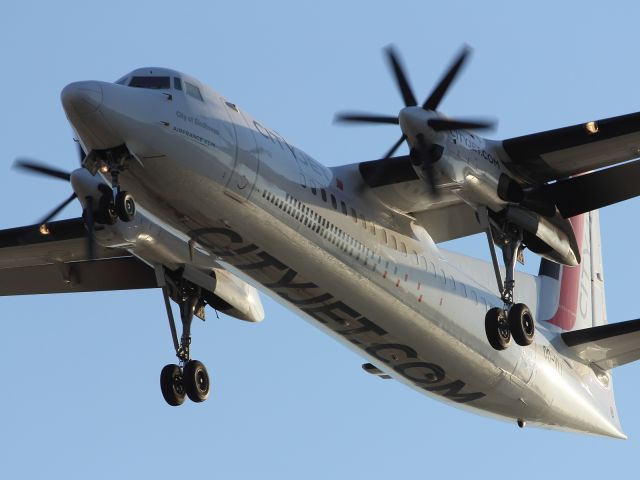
185,81,204,101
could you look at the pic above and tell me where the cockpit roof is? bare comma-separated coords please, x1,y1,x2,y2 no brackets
116,67,184,84
115,67,209,102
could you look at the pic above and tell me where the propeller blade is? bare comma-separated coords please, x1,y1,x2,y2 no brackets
37,192,77,226
422,161,438,197
383,134,406,159
359,155,418,189
385,46,418,107
14,159,71,182
415,134,439,198
84,196,96,260
334,113,399,125
428,118,495,131
423,46,470,111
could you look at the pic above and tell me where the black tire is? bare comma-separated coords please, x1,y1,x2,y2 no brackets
96,194,117,225
508,303,535,346
485,307,511,350
160,364,186,406
115,191,135,222
183,360,210,403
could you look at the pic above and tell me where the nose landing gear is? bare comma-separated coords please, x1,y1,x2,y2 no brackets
84,146,137,224
479,208,536,350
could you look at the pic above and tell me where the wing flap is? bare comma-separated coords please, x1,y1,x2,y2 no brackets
561,318,640,370
0,257,157,295
531,158,640,218
503,111,640,184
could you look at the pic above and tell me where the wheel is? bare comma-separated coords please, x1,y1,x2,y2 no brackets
508,303,535,346
183,360,210,403
160,364,186,406
115,191,135,222
485,307,511,350
96,194,117,225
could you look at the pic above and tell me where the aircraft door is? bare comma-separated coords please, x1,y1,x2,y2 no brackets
221,99,259,200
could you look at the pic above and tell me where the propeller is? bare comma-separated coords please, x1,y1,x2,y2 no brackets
335,45,496,195
13,159,71,182
13,148,98,259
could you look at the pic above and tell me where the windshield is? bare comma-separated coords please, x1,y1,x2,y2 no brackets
129,76,171,89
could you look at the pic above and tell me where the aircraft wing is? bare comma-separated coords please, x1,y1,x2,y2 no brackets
502,111,640,185
0,218,157,295
344,157,483,243
561,318,640,370
412,203,482,243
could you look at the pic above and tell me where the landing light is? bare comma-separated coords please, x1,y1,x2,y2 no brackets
465,174,479,184
585,121,599,134
100,165,109,173
39,224,50,235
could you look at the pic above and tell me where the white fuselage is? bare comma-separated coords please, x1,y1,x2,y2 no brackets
63,69,625,438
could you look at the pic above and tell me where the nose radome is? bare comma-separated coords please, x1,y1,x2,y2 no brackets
61,81,103,117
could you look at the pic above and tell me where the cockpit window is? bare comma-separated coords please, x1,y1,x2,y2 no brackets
174,77,183,91
129,76,171,89
185,81,204,101
115,76,129,85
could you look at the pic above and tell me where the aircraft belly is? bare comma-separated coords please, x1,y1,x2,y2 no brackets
116,144,603,429
143,182,550,419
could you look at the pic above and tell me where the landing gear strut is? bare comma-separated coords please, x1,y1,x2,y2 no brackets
158,270,211,406
86,146,137,224
479,208,536,350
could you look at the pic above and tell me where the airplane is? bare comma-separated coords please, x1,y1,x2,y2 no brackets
5,45,640,439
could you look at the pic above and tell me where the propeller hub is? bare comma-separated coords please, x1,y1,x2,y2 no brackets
70,168,105,209
398,107,438,144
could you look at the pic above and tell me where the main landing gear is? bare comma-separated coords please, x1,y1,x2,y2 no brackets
158,273,211,406
479,208,536,350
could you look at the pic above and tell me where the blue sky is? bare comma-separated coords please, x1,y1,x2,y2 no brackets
2,1,640,478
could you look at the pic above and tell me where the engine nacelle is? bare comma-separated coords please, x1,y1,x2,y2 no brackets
182,265,264,323
504,206,580,266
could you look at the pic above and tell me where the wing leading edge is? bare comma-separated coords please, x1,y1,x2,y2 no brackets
502,111,640,185
0,218,156,295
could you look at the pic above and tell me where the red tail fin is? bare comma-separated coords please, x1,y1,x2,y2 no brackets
541,212,605,331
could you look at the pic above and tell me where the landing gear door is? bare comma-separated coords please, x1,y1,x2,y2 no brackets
221,100,260,200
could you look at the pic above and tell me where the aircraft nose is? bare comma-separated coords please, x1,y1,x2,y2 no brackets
61,81,103,117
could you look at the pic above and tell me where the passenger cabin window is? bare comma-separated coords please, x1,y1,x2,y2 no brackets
321,189,327,202
185,81,204,101
331,194,337,209
129,76,171,89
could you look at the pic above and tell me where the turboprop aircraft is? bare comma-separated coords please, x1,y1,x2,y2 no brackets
5,45,640,439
